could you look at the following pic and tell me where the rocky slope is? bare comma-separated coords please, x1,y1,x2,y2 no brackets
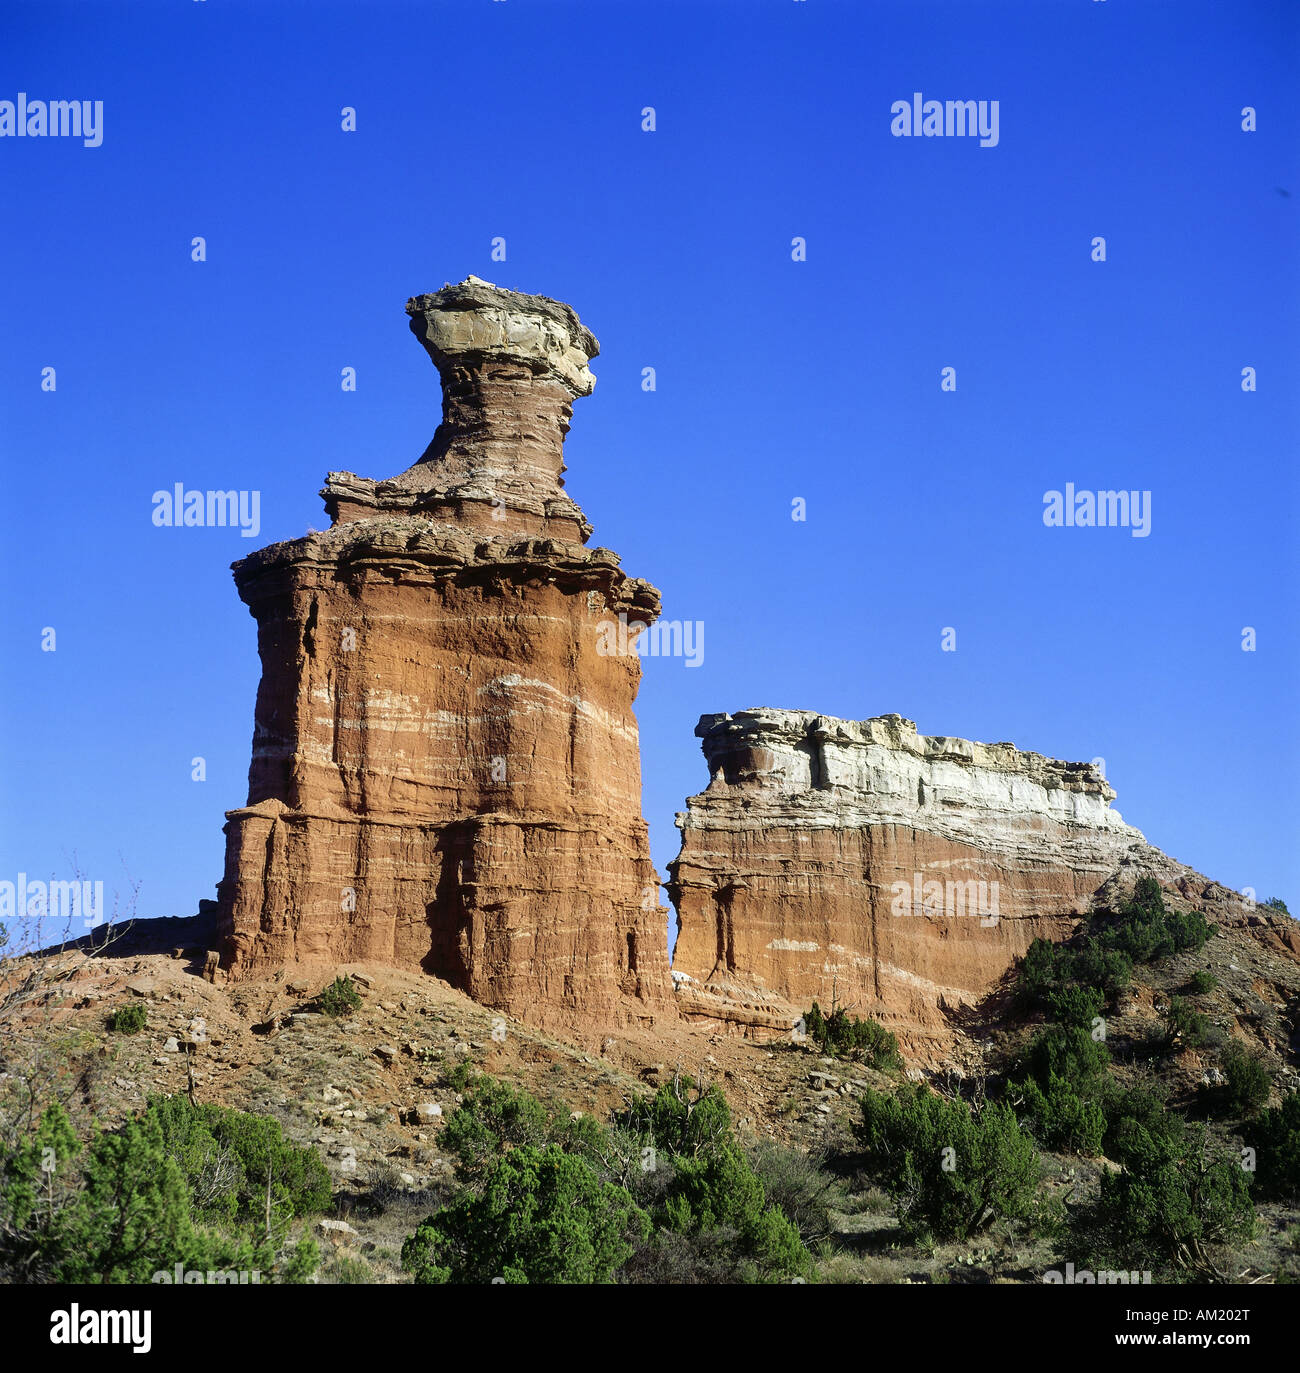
215,278,673,1034
668,709,1281,1060
7,900,1298,1282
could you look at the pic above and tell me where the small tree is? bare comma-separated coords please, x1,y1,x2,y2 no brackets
1018,939,1065,1004
661,1141,811,1279
402,1144,648,1284
1008,1024,1110,1156
146,1096,332,1234
616,1074,814,1280
1045,985,1105,1029
1243,1092,1300,1202
36,1110,274,1283
1018,936,1131,1007
1068,941,1134,998
1074,1117,1254,1280
0,1099,324,1284
1200,1042,1271,1119
857,1084,1040,1240
438,1077,555,1182
318,976,362,1018
1096,879,1213,964
1103,1082,1179,1163
615,1074,733,1161
1162,997,1216,1051
801,1002,902,1070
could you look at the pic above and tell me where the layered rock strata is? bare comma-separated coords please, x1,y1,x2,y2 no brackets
215,278,674,1031
667,709,1257,1056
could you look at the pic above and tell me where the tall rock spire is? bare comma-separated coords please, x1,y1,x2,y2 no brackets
215,279,674,1033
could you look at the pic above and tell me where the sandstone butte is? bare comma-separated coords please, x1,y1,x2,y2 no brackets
667,708,1299,1059
214,277,675,1031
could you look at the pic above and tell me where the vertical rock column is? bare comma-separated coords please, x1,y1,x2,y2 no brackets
215,278,674,1031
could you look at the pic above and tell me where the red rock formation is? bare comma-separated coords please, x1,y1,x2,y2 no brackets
215,278,674,1032
667,709,1262,1059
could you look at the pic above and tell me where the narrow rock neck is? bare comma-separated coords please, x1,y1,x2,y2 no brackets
420,361,574,494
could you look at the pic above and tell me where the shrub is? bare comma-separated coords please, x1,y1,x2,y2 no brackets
615,1075,733,1161
1045,985,1105,1030
618,1076,813,1280
616,1224,750,1285
857,1084,1040,1240
1163,906,1216,956
107,1003,147,1035
1010,1024,1111,1156
402,1145,648,1284
1023,1023,1110,1086
1015,1076,1106,1156
736,1202,812,1280
0,1101,83,1254
0,1100,324,1284
1095,879,1213,964
143,1094,244,1223
660,1141,812,1279
1018,937,1130,1008
746,1141,841,1246
1068,941,1134,998
1019,939,1066,1004
145,1095,332,1230
1021,883,1213,1012
1126,876,1166,920
279,1236,320,1284
438,1077,560,1181
319,976,362,1018
360,1160,407,1214
323,1253,372,1285
801,1002,902,1070
1104,1082,1182,1165
1262,897,1290,915
0,1105,277,1283
1200,1043,1271,1119
56,1112,271,1283
1073,1117,1254,1279
585,1122,677,1209
1187,969,1217,995
418,1072,815,1283
436,1075,624,1187
561,1108,622,1167
444,1058,476,1093
1243,1092,1300,1202
1162,997,1216,1050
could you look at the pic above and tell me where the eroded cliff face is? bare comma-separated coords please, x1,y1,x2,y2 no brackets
667,708,1257,1058
215,278,674,1032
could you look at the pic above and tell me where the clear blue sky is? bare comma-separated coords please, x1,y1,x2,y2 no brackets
2,0,1296,946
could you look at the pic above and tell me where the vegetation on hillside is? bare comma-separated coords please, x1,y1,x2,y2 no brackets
403,1072,814,1283
0,1097,325,1283
800,1002,903,1071
0,873,1293,1286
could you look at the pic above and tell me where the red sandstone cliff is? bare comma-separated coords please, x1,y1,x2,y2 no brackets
667,709,1275,1058
214,278,674,1032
